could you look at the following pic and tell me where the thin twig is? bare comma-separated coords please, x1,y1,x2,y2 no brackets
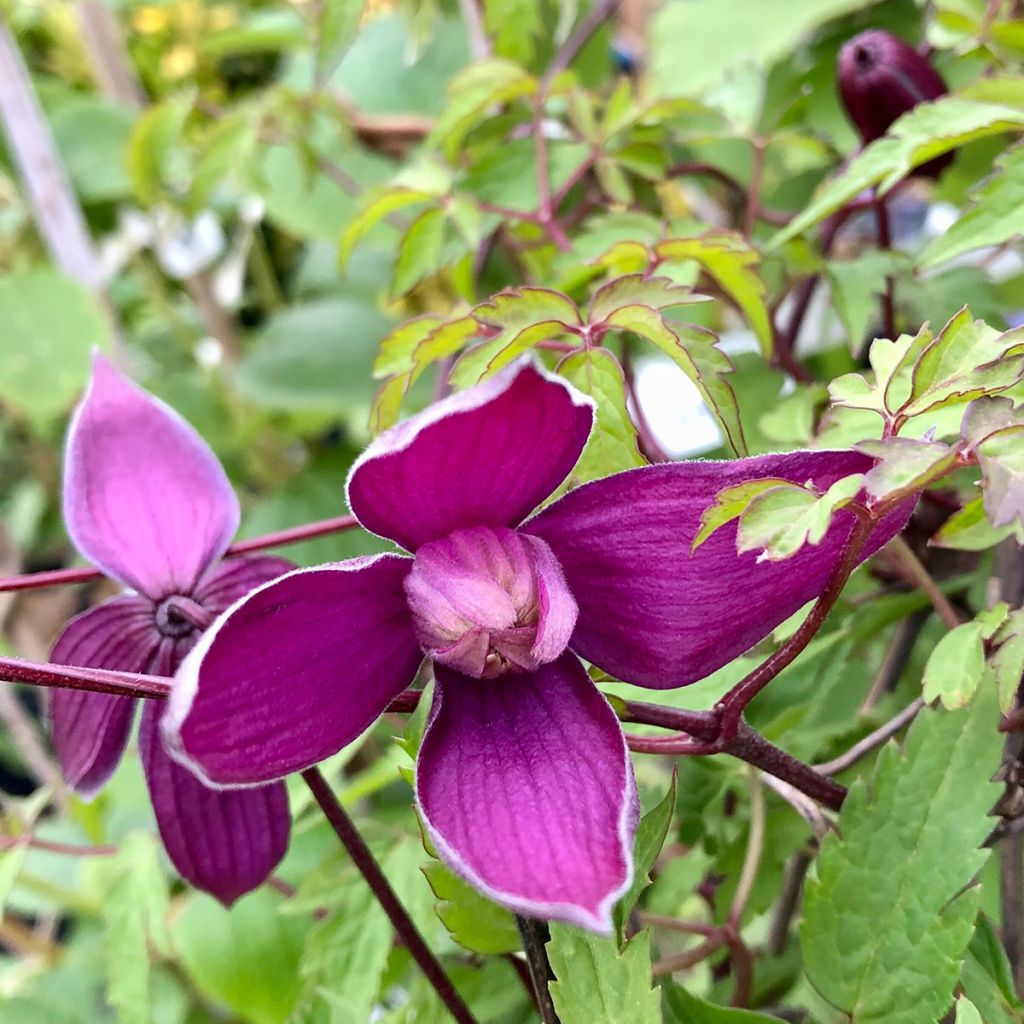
457,0,491,60
759,773,830,838
873,191,896,340
815,698,925,776
0,685,67,807
768,849,813,955
884,536,962,630
728,771,765,928
0,834,118,857
515,916,559,1024
301,767,479,1024
544,0,618,85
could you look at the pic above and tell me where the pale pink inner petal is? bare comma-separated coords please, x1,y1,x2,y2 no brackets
64,353,240,599
347,358,594,552
417,655,637,933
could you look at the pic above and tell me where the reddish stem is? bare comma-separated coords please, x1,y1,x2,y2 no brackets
0,514,359,593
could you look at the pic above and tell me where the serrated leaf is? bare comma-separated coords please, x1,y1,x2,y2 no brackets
559,349,646,483
547,926,661,1024
826,252,905,353
374,314,448,378
341,188,434,266
655,234,772,359
393,206,447,296
614,771,677,935
100,834,169,1024
589,274,707,323
921,144,1024,267
736,474,864,561
962,914,1024,1022
771,99,1024,247
977,425,1024,527
662,982,780,1023
991,610,1024,713
931,496,1019,552
605,305,746,455
421,861,521,954
858,438,958,504
801,687,1001,1024
922,623,987,709
691,477,791,551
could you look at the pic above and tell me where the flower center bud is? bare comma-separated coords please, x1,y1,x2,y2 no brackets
154,595,212,639
404,526,577,680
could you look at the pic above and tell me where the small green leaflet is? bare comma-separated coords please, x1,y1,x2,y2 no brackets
559,349,646,484
483,0,542,65
662,983,779,1023
801,686,1001,1024
961,914,1024,1023
977,425,1024,527
826,252,906,353
314,0,362,86
547,926,661,1024
921,605,1007,710
955,997,983,1024
340,187,435,266
692,478,790,551
858,438,957,505
421,860,521,955
990,609,1024,712
614,771,678,936
931,496,1020,552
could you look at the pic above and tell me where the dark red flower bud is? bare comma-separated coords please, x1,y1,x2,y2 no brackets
838,30,950,176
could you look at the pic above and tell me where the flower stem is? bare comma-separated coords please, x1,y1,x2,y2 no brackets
0,655,171,699
515,915,560,1024
0,514,360,593
300,767,479,1024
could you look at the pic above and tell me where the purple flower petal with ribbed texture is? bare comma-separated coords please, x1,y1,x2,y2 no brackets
64,353,240,599
194,555,294,613
527,451,913,689
139,702,289,907
166,555,423,786
417,655,636,933
49,596,160,796
347,359,593,552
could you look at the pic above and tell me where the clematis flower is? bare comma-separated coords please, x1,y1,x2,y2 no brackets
164,358,908,931
50,353,291,905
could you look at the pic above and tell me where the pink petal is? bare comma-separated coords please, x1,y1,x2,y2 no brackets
64,353,240,599
527,451,913,689
49,596,159,796
417,655,637,933
166,555,423,786
194,555,294,613
139,703,288,905
347,358,593,552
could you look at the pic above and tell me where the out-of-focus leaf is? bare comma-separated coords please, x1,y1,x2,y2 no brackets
977,425,1024,527
961,914,1024,1022
175,888,305,1024
460,139,589,213
50,96,135,203
484,0,542,65
341,188,435,266
663,982,779,1022
0,269,111,422
547,927,661,1024
605,305,746,455
801,687,1001,1024
238,298,392,413
421,860,521,955
315,0,363,85
0,843,28,916
826,252,904,353
931,496,1019,552
991,610,1024,713
393,206,447,296
126,95,192,206
772,99,1024,247
100,835,169,1024
655,234,772,359
921,144,1024,267
200,10,307,57
559,348,646,483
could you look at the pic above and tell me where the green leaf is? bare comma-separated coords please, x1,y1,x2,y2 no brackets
0,843,28,916
341,188,435,266
589,274,708,323
922,622,987,709
605,305,746,455
858,438,958,504
991,610,1024,713
962,914,1024,1022
238,298,392,413
655,234,772,360
691,477,792,551
663,982,780,1023
0,268,112,422
801,687,1001,1024
736,474,865,560
51,96,135,203
484,0,542,65
421,861,521,954
393,206,447,296
126,95,192,206
559,348,646,483
614,771,677,934
931,496,1019,552
175,888,305,1024
315,0,362,85
920,143,1024,267
955,997,983,1024
772,99,1024,247
826,252,905,353
977,425,1024,527
100,835,169,1024
547,927,661,1024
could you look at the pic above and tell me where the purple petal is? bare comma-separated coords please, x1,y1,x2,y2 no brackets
527,451,913,689
49,596,159,796
193,555,294,614
139,702,289,906
417,655,636,933
347,358,594,552
165,555,423,786
64,352,240,599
